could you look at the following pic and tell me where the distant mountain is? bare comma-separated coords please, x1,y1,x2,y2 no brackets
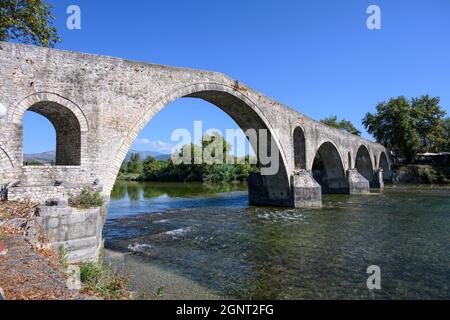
24,151,55,164
125,150,171,161
24,149,171,164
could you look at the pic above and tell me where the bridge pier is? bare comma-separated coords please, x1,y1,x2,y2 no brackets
347,169,370,194
248,173,292,207
370,169,384,190
291,170,322,208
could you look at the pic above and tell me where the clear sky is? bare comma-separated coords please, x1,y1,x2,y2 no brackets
24,0,450,155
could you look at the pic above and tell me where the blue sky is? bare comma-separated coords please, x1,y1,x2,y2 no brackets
24,0,450,155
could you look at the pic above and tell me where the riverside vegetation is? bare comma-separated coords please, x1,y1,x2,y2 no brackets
119,100,450,185
118,133,259,183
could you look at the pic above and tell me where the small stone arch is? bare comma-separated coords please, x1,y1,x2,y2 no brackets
13,93,88,166
379,151,392,182
293,126,306,170
9,92,89,132
312,141,347,193
355,145,374,182
23,101,84,166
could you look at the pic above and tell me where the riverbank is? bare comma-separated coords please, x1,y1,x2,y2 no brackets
392,165,450,184
0,229,82,300
0,200,128,300
104,249,222,300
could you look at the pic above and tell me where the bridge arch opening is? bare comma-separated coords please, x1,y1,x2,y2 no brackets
23,101,81,166
293,126,306,170
109,87,291,206
379,152,391,182
312,142,347,193
355,145,373,182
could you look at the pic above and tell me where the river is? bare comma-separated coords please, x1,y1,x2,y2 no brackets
103,181,450,299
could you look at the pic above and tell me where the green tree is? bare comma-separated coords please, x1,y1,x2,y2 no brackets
127,153,143,173
411,95,447,152
0,0,60,47
363,95,447,163
201,131,233,163
138,133,258,183
444,117,450,151
321,116,361,136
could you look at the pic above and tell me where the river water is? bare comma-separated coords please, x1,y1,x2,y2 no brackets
104,181,450,299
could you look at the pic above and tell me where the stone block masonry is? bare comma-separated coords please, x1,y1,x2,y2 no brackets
0,41,399,263
36,202,106,263
0,41,392,209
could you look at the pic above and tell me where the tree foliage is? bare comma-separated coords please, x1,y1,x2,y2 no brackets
363,95,447,163
120,133,258,183
444,117,450,151
0,0,60,47
320,116,361,136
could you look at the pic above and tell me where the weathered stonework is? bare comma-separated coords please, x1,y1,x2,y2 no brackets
347,169,370,194
36,201,105,263
291,170,322,208
0,42,392,208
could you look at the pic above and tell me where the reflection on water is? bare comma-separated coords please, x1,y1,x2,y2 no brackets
104,181,450,299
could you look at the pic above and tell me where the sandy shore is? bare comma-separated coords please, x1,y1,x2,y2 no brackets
104,249,223,300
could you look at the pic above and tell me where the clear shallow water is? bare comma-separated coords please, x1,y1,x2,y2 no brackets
104,181,450,299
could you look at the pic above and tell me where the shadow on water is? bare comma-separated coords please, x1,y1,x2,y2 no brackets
104,181,450,299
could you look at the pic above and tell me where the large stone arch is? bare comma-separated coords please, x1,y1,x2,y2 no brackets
355,145,374,182
104,83,291,202
312,141,347,193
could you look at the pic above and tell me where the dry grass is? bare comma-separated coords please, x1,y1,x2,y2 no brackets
0,199,38,220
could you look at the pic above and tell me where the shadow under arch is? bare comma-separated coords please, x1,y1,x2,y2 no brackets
107,83,291,205
293,126,306,170
379,151,392,182
312,141,347,193
24,101,82,166
355,145,374,182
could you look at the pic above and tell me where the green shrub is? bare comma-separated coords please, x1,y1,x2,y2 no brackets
404,165,449,184
79,260,128,299
69,187,104,209
57,245,69,269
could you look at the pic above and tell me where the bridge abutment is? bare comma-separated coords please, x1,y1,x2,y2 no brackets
36,199,105,263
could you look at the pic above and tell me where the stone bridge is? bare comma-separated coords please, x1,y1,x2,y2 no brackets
0,42,392,209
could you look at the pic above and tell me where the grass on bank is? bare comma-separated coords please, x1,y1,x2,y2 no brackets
69,187,104,209
78,258,129,300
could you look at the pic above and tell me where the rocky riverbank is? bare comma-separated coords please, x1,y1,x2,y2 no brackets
0,227,82,300
0,200,127,300
104,249,222,300
392,165,450,184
